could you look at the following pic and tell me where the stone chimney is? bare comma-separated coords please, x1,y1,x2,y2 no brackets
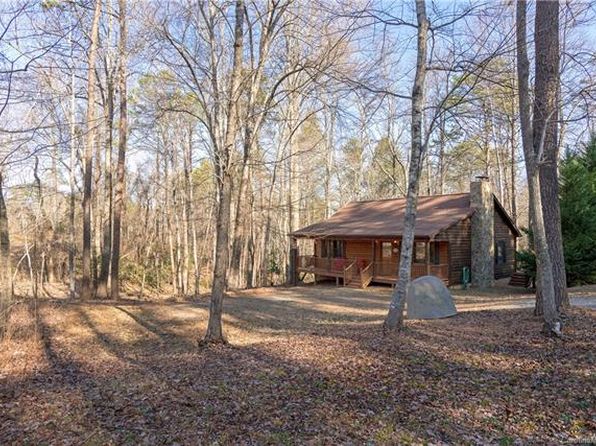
470,175,494,287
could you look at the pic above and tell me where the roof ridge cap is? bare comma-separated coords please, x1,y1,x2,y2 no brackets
348,192,469,204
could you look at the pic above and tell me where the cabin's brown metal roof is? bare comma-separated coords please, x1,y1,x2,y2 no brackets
291,193,520,239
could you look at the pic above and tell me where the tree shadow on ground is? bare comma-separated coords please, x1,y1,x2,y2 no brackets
1,298,593,444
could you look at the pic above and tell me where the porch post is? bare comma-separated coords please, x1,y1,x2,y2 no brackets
426,240,431,276
288,236,298,286
371,240,375,276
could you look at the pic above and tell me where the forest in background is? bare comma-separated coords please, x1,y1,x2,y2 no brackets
0,0,595,337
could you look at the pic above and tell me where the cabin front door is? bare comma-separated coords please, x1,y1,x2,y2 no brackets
373,240,400,277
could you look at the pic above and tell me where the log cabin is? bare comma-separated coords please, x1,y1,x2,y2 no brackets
289,176,520,288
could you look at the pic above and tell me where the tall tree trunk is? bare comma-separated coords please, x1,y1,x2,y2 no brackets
184,125,200,298
110,0,127,300
509,105,517,224
165,153,179,296
182,129,192,296
230,174,247,288
384,0,428,331
323,100,336,217
261,133,285,285
48,135,59,283
97,73,114,299
517,0,560,335
437,107,446,195
285,91,300,282
32,157,43,298
0,171,11,335
68,19,77,298
173,177,184,295
534,0,568,311
230,4,279,288
202,0,244,344
509,100,517,263
82,0,102,300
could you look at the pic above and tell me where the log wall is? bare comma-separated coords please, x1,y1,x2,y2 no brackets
494,209,516,279
436,218,472,285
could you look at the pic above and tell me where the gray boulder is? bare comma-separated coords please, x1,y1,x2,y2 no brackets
406,275,457,319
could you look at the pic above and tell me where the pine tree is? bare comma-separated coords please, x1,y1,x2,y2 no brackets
560,136,596,285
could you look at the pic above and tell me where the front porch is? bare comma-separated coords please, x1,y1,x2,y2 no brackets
296,254,449,288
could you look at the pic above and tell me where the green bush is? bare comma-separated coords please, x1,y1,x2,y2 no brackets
516,228,536,287
517,136,596,286
560,135,596,285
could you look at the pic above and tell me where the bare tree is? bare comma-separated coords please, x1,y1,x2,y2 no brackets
516,0,560,336
82,0,102,300
0,170,10,334
384,0,429,331
204,0,245,343
110,0,127,300
534,0,568,312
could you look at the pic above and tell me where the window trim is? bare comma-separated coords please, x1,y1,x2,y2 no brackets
430,242,441,265
381,241,392,259
414,241,427,263
495,240,507,265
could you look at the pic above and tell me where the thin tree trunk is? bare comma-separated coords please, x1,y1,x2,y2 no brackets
68,13,77,298
82,0,102,300
48,135,59,283
202,0,245,344
510,106,517,224
110,0,127,300
230,151,250,289
384,0,428,331
196,205,214,296
97,72,114,299
33,157,43,296
229,5,278,288
324,100,336,217
164,152,178,296
509,102,517,264
183,127,193,296
184,126,201,299
261,134,285,285
438,109,446,195
0,170,12,335
173,182,184,295
285,92,300,281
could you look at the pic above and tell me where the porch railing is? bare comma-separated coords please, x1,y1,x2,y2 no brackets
361,262,373,287
373,261,399,277
373,261,447,280
430,264,449,280
298,256,350,272
298,256,449,284
344,260,357,285
411,263,428,278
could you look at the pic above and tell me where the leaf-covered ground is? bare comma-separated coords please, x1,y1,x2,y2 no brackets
1,285,594,445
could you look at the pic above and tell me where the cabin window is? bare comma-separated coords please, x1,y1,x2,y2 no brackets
320,240,344,258
381,242,392,259
414,241,426,263
495,240,506,265
430,242,441,265
332,240,345,258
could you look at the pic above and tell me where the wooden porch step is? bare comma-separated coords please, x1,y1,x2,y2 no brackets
509,272,530,287
346,280,364,289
